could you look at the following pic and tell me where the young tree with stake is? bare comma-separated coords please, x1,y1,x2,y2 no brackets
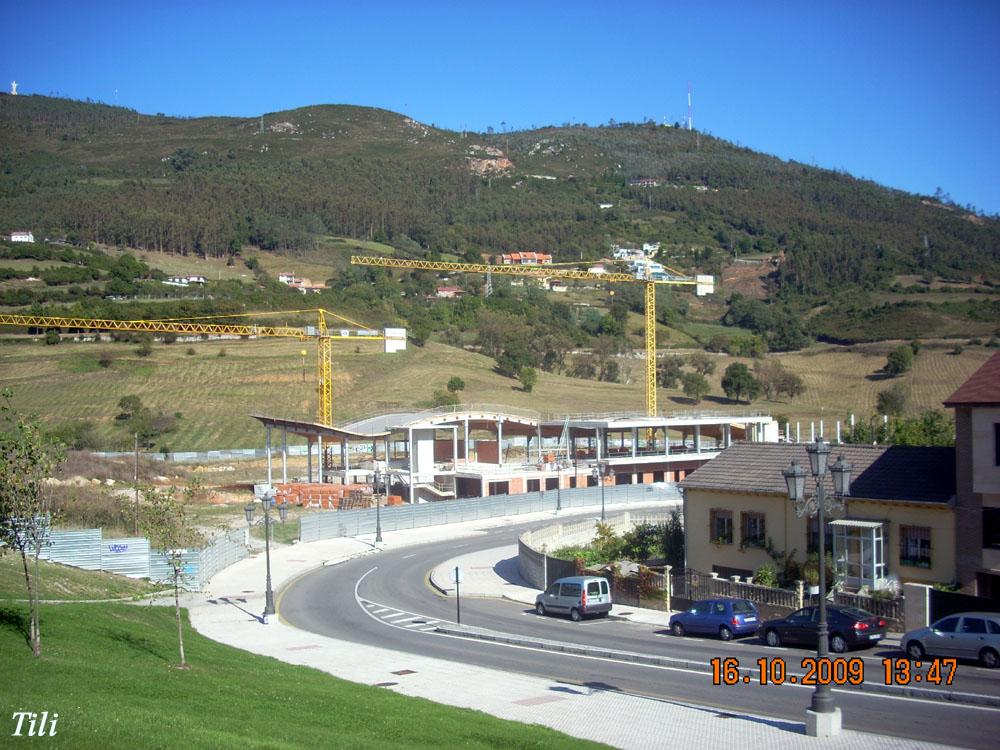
134,483,204,669
0,390,63,657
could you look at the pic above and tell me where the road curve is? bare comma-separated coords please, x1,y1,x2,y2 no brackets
279,519,1000,749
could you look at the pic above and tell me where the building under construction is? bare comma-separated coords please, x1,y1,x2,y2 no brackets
252,407,777,507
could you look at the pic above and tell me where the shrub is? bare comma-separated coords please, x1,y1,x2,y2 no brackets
753,563,779,588
44,330,61,345
98,350,115,368
431,389,459,407
185,347,196,356
135,334,153,357
883,344,913,376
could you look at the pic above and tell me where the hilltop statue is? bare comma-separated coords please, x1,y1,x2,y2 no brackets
10,80,18,95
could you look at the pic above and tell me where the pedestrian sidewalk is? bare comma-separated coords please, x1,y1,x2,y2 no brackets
186,503,946,749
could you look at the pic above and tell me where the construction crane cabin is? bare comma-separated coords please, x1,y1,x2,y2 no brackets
0,308,407,426
350,255,712,417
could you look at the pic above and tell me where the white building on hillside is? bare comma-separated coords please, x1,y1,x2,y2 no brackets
10,231,34,243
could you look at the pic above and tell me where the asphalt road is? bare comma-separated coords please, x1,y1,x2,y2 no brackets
280,520,1000,749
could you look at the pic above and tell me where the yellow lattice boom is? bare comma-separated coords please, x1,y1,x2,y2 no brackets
0,309,392,426
350,255,712,416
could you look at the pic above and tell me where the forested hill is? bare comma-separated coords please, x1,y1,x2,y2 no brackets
1,93,998,301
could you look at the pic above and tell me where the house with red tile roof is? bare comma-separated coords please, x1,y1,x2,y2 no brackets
944,352,1000,595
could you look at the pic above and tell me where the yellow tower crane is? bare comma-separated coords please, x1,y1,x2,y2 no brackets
0,308,406,426
350,256,712,417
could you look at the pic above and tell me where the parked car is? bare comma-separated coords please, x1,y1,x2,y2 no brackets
668,599,760,641
535,576,612,621
758,605,886,653
901,612,1000,668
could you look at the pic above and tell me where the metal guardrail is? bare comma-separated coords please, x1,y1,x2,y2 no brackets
299,483,682,543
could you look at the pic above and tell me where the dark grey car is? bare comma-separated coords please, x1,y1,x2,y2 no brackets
902,612,1000,668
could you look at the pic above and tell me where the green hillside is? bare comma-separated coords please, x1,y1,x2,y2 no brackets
0,94,998,423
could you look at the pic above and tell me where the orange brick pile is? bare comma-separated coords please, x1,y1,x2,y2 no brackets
276,482,373,510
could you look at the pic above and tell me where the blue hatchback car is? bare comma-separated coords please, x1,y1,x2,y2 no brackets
669,599,760,641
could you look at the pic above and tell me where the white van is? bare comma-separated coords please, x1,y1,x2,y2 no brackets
534,576,612,621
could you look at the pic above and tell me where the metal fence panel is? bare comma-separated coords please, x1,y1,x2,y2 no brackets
149,550,202,590
40,528,102,570
298,482,681,542
197,528,249,588
101,537,150,578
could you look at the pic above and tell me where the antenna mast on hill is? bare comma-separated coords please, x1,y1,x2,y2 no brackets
687,81,693,130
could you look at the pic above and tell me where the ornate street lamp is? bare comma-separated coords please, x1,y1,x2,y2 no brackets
244,492,288,620
782,441,852,737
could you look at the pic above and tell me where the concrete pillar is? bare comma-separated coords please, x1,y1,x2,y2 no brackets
835,421,841,443
318,435,324,484
596,428,602,461
820,419,825,439
497,420,503,465
796,422,801,443
664,426,670,456
810,422,815,442
307,439,313,483
694,425,701,453
464,419,470,460
266,424,273,488
344,438,350,481
538,424,543,462
632,427,638,458
453,427,458,466
903,582,932,632
281,428,288,485
408,427,414,503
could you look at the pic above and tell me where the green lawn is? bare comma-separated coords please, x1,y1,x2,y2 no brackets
0,555,166,601
0,603,603,749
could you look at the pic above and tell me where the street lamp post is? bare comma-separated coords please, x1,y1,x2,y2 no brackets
555,461,562,513
245,492,289,620
373,468,383,544
782,440,852,737
592,461,615,521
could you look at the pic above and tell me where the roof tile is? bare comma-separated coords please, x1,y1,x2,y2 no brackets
680,442,954,504
943,352,1000,406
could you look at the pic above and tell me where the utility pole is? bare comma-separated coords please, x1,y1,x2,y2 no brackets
133,432,139,535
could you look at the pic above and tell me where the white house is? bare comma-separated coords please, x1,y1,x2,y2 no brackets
278,272,297,284
162,274,208,287
10,231,34,243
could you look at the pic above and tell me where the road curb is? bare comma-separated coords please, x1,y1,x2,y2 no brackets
435,624,707,672
435,624,1000,708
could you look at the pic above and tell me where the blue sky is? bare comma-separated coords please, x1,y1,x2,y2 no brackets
3,1,999,214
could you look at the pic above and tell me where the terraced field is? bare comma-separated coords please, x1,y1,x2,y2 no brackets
2,332,991,452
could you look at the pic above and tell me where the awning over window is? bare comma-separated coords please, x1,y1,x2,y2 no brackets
829,519,886,528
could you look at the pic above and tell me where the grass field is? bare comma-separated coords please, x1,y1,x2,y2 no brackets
0,333,993,452
0,602,601,749
0,555,166,601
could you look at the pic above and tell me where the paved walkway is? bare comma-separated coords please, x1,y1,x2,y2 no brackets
187,503,947,749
